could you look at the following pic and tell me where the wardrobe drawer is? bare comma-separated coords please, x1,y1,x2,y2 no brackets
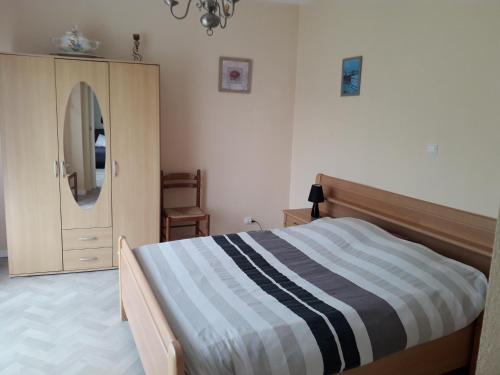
62,227,112,250
63,248,113,271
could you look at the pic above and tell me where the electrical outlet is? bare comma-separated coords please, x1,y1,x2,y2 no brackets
243,216,253,225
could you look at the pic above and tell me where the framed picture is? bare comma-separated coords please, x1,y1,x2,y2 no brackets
341,56,363,96
219,57,253,94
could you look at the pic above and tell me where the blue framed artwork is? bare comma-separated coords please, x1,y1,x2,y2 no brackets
341,56,363,96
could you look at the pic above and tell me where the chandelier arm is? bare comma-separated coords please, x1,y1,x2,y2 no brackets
170,0,193,20
216,1,228,29
220,0,228,16
225,0,236,18
220,17,227,29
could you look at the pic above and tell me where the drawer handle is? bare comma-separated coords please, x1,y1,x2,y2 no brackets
79,236,98,241
79,257,98,262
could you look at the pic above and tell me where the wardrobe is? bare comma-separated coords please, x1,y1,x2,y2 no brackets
0,53,160,276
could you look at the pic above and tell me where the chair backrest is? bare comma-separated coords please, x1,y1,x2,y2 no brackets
161,169,201,209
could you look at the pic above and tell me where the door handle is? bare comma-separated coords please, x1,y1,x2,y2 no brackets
79,257,98,262
78,236,98,241
53,160,59,177
112,160,118,177
60,160,67,177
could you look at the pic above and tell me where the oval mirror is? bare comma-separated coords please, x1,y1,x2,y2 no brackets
63,82,105,209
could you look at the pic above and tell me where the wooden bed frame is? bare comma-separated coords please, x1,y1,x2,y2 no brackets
119,174,497,375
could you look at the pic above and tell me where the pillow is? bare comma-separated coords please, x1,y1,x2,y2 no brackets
95,134,106,147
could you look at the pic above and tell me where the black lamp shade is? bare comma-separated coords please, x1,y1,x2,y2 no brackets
308,184,324,219
308,184,325,203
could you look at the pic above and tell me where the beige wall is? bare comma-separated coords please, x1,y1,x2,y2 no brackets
0,2,14,51
290,0,500,218
477,208,500,374
2,0,499,251
0,0,299,241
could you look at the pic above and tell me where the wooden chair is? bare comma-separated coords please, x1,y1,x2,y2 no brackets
68,171,78,202
161,169,210,242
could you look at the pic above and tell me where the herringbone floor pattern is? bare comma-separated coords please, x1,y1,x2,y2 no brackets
0,259,144,375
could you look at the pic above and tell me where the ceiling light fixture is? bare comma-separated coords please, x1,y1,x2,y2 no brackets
163,0,239,36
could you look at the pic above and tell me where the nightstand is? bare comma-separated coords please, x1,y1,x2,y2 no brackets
283,208,313,227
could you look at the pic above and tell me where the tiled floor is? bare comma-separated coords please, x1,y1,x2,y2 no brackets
0,259,144,374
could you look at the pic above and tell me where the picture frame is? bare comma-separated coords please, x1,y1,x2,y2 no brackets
341,56,363,96
219,56,253,94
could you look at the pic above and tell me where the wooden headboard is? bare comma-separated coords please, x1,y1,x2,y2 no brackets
316,174,497,276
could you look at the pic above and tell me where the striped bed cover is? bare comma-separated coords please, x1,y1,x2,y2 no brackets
133,217,487,375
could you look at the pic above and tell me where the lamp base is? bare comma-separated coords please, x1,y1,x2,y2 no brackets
311,203,320,220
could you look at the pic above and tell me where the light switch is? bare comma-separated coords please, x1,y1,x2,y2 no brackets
426,144,439,156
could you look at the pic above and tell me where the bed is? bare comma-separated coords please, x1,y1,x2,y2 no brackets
94,128,106,169
118,174,496,375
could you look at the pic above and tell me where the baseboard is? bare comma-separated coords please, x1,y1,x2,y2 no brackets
0,250,7,258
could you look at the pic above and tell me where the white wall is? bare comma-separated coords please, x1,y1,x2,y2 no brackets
1,0,299,241
64,84,86,194
290,0,500,218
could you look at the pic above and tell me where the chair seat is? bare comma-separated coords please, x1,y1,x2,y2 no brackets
163,206,207,220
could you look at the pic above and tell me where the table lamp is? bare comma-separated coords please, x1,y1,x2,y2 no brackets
308,184,325,219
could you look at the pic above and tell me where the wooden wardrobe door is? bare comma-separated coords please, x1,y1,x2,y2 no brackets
55,59,112,229
110,63,160,266
0,54,62,275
